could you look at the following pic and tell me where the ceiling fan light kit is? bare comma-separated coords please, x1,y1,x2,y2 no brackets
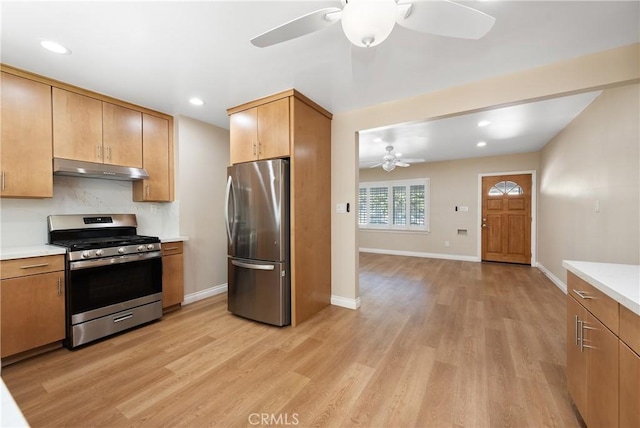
369,145,424,172
341,0,397,48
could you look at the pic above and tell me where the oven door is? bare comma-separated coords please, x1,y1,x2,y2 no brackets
68,252,162,324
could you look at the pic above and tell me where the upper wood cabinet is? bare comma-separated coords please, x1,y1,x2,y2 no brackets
0,72,53,198
227,90,332,327
229,96,290,164
53,88,142,168
103,102,142,167
133,114,173,202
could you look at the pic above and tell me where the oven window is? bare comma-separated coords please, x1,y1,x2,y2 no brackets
68,258,162,315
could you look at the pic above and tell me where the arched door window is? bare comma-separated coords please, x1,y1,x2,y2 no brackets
488,180,524,196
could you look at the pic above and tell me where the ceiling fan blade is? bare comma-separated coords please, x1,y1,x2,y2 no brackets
251,7,342,47
368,162,383,168
399,158,425,163
396,0,495,40
395,161,411,167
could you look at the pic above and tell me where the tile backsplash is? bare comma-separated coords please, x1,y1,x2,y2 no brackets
0,176,179,248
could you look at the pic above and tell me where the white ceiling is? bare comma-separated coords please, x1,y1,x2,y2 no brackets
358,90,602,167
2,1,638,163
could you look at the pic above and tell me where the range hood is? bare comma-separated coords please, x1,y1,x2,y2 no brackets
53,158,149,181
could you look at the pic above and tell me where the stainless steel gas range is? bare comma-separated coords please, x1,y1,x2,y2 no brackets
48,214,163,348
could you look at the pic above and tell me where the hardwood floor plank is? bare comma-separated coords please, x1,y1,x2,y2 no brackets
1,254,581,427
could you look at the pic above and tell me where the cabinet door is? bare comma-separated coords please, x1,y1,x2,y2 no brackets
1,272,65,357
229,107,258,164
53,88,103,163
585,311,619,427
620,341,640,428
0,72,53,198
257,98,290,159
103,102,142,168
162,252,184,308
566,295,587,415
133,114,171,202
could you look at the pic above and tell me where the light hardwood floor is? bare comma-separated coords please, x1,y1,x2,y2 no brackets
1,254,582,427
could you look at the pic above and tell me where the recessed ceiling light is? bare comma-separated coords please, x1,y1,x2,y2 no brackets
374,137,383,143
477,120,492,127
477,141,487,147
40,40,71,55
395,152,402,157
189,98,205,106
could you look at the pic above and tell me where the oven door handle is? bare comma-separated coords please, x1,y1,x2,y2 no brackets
69,251,162,270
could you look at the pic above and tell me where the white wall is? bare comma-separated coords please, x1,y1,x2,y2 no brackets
0,176,178,247
175,115,230,296
538,84,640,282
359,152,539,260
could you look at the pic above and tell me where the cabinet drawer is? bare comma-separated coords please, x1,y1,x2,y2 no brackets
568,272,619,335
161,241,183,256
620,304,640,355
0,255,65,280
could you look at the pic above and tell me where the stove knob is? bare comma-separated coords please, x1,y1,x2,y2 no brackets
138,245,146,252
95,249,104,256
81,251,91,259
147,244,155,250
118,247,126,254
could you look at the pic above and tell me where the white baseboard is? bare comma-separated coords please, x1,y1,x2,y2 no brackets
536,263,567,294
359,247,480,263
182,283,228,305
331,295,361,310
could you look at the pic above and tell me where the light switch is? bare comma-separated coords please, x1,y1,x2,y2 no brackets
336,203,347,214
459,206,469,212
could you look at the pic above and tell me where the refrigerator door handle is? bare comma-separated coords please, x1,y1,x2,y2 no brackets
225,175,234,243
231,260,275,271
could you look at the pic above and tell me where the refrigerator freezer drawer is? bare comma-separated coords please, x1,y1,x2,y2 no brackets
228,258,290,326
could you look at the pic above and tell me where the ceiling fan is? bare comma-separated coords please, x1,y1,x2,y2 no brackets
250,0,496,49
368,145,425,172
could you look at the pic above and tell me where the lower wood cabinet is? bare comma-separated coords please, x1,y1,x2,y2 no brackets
0,255,65,358
566,271,639,427
161,242,184,310
619,341,640,427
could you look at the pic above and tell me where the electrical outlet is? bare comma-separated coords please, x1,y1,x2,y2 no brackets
445,241,450,247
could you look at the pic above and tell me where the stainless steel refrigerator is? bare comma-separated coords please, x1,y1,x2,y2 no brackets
225,159,290,326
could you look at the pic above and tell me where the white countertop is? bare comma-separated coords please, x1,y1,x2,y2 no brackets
0,245,67,261
1,378,29,427
563,260,640,316
160,236,189,243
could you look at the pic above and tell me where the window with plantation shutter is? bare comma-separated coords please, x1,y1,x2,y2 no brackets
358,178,429,231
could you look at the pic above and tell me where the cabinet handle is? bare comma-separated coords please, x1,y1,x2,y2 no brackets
1,170,5,191
574,315,580,346
57,277,62,296
163,247,179,251
580,322,597,352
19,263,49,269
96,145,101,159
258,142,262,155
572,289,594,300
146,185,150,197
253,142,257,156
106,146,111,161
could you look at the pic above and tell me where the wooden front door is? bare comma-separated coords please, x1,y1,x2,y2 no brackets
481,174,532,264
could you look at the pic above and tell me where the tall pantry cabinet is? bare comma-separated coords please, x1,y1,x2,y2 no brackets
227,90,332,327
